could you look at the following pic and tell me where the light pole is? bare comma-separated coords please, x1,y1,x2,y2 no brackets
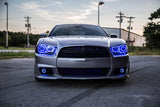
4,2,8,48
98,1,104,26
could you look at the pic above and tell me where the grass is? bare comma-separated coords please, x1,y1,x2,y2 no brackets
0,52,34,60
0,46,34,50
128,46,160,55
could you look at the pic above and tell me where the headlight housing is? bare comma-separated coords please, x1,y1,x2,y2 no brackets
110,44,128,57
35,44,57,55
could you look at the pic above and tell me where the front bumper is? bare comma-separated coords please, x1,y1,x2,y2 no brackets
36,75,129,80
34,53,130,80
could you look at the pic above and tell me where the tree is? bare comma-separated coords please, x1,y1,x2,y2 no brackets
0,31,40,47
148,8,160,20
143,8,160,49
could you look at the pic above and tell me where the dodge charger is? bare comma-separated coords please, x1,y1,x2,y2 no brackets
34,24,130,81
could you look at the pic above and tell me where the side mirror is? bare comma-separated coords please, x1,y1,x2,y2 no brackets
110,34,118,38
39,33,47,38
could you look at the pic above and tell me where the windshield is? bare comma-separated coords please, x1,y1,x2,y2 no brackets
49,25,108,37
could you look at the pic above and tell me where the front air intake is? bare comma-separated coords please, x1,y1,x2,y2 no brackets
57,68,110,77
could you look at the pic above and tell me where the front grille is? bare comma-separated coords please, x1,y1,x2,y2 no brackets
57,68,110,77
58,46,110,58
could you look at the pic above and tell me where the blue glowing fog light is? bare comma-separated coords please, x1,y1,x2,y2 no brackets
110,45,128,57
36,44,57,55
41,68,47,74
120,68,125,73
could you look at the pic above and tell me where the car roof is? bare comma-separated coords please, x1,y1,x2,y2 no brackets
56,24,99,27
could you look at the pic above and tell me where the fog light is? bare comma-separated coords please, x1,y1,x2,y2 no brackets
41,68,47,74
120,68,124,73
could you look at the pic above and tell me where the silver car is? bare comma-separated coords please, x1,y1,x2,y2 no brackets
34,24,130,81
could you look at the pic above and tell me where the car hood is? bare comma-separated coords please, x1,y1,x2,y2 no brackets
39,36,126,47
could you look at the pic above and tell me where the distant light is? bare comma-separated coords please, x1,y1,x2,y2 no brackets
41,68,46,74
120,68,125,73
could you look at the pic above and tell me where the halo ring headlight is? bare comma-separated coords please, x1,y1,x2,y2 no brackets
38,44,46,53
110,44,128,57
36,44,57,55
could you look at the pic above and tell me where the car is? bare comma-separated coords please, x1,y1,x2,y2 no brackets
34,24,130,81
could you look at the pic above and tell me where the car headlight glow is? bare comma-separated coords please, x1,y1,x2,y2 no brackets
36,44,57,55
110,44,128,57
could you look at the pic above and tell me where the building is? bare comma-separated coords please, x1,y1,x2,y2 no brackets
103,27,146,47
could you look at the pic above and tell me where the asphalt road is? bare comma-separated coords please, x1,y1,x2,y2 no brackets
0,56,160,107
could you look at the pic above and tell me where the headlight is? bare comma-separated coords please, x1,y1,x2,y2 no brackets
110,44,128,57
36,44,57,55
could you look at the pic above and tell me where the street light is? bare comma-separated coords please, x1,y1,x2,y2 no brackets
4,2,8,48
98,1,104,26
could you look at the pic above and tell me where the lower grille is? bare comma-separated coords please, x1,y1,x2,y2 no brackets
57,68,110,77
58,46,110,58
